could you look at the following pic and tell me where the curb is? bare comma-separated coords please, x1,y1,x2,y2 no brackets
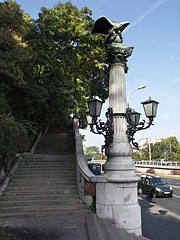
30,132,43,154
0,161,19,196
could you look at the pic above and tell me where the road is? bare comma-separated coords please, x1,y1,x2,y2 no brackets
139,178,180,240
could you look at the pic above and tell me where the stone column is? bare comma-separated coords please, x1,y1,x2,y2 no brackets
91,16,142,236
96,62,142,236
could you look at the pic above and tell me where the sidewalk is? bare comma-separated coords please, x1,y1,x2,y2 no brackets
0,212,148,240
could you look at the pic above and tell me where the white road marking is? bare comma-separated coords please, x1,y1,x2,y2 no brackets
171,185,180,189
173,194,180,199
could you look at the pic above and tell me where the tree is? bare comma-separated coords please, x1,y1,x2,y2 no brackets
132,152,140,160
0,1,36,168
0,1,109,169
85,146,100,159
24,1,108,127
141,137,180,161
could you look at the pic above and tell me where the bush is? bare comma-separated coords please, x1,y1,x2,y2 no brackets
146,168,155,174
171,170,180,175
0,114,35,172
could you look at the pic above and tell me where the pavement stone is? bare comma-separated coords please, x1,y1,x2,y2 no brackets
0,212,149,240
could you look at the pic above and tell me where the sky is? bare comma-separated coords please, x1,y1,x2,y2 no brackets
9,0,180,150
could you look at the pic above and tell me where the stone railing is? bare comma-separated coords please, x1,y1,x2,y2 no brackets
74,120,142,236
135,160,180,167
73,119,106,207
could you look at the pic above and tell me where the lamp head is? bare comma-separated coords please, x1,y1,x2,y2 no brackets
87,98,103,118
141,97,159,118
129,110,141,126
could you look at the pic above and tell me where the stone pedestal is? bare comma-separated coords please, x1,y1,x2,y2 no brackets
96,63,142,236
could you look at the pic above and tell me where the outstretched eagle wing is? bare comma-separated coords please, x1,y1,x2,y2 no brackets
91,16,114,35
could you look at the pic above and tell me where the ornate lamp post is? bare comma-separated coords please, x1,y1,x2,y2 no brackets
86,16,159,236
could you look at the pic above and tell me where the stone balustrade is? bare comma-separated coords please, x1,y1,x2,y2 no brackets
73,120,106,207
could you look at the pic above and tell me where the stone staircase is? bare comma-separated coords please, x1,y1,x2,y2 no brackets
0,124,88,217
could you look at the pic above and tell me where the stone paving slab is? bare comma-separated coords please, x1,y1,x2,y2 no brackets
0,212,149,240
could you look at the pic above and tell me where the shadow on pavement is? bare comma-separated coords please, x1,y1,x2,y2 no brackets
139,196,180,240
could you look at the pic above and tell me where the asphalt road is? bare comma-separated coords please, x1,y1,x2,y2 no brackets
139,177,180,240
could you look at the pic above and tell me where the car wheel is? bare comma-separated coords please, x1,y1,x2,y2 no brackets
152,191,157,198
169,194,173,197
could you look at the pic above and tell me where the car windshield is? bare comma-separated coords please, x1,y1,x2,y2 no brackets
151,178,166,185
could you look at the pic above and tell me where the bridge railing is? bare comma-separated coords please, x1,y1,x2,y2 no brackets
135,161,180,167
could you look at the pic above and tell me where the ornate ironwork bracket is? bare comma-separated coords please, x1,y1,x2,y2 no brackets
126,108,154,149
89,108,114,153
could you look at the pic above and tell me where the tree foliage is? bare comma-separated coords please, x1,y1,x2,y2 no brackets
141,137,180,161
24,1,108,128
85,146,100,159
0,1,109,170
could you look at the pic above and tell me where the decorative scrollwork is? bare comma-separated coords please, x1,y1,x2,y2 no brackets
89,108,114,154
126,108,154,149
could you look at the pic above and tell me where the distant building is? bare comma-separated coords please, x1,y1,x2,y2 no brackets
138,137,162,150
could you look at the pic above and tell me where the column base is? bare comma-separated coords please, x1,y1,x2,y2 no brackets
96,182,142,236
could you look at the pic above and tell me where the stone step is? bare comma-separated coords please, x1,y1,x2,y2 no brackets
6,185,77,193
20,163,76,168
23,158,75,162
24,154,75,159
16,169,76,175
22,160,75,165
15,172,76,180
23,157,75,161
14,174,76,179
20,165,76,170
0,208,89,218
20,163,76,167
3,189,78,196
0,204,87,215
10,179,76,186
18,165,75,170
9,182,76,188
0,193,80,202
0,198,83,207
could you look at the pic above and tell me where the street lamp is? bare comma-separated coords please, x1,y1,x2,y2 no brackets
86,96,159,150
126,97,159,148
128,109,141,126
127,85,146,108
86,16,160,235
87,98,103,118
141,97,159,118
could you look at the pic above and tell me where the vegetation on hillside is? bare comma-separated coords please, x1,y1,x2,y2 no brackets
0,0,108,171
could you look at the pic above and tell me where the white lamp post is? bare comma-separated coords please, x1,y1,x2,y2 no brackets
127,85,146,108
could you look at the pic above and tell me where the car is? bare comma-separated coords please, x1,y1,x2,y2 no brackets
138,174,173,198
88,162,101,175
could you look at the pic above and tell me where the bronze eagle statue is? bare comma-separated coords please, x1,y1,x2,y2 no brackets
91,16,130,45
